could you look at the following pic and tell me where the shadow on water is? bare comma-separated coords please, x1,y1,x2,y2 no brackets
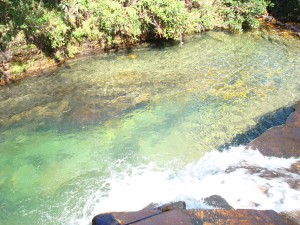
218,103,296,150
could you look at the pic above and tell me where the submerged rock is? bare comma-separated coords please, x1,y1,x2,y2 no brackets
64,106,100,126
248,100,300,158
286,101,300,127
203,195,234,210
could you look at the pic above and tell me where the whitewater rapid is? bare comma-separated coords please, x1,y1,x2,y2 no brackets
68,146,299,225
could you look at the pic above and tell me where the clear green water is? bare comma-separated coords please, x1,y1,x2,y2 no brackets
0,30,300,224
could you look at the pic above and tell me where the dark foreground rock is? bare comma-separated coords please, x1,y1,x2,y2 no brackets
281,211,300,225
248,100,300,158
203,195,234,210
92,207,298,225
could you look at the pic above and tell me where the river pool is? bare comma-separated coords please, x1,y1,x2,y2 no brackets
0,30,300,224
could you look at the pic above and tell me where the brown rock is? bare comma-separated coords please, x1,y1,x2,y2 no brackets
3,64,10,71
157,201,186,212
249,126,300,158
290,162,300,175
248,101,300,158
142,201,186,211
92,209,298,225
142,203,160,210
92,209,193,225
0,50,13,62
189,209,298,225
203,195,234,210
281,211,300,225
286,102,300,127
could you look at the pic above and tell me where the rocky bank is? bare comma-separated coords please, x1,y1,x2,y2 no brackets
1,19,300,85
248,100,300,158
0,40,104,85
92,199,299,225
92,101,300,225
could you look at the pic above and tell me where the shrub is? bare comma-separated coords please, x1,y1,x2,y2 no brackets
95,1,142,45
219,0,269,30
0,0,272,57
136,0,200,40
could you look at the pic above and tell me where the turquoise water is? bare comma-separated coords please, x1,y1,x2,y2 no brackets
0,30,300,224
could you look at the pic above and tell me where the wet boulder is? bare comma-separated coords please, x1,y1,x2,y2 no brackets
188,209,298,225
93,209,194,225
248,100,300,158
92,207,298,225
281,210,300,225
249,126,300,158
93,201,188,225
286,101,300,127
142,201,186,211
203,195,234,210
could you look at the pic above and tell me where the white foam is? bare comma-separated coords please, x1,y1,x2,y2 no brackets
70,146,300,225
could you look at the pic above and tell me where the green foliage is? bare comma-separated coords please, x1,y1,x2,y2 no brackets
199,0,223,30
220,0,269,30
0,0,271,57
66,43,79,57
34,11,69,49
95,0,142,44
136,0,200,40
12,62,26,74
0,0,69,52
